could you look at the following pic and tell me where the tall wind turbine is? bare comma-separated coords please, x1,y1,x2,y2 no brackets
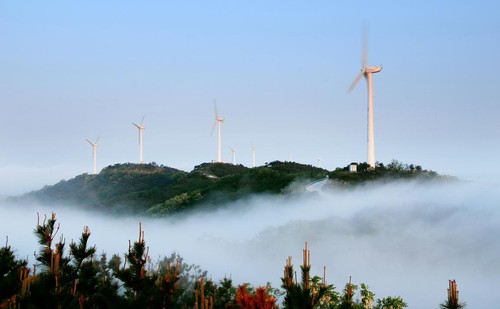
229,147,237,165
86,137,100,174
211,102,224,163
251,144,256,168
132,116,146,164
348,31,382,169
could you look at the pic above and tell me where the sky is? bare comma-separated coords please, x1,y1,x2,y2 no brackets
1,1,500,194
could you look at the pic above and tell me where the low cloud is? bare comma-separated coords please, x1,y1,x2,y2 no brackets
1,179,498,308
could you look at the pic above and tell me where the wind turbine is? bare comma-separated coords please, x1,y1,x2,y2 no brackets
211,102,224,163
86,137,100,174
251,144,256,168
229,147,237,165
132,116,145,164
348,31,382,169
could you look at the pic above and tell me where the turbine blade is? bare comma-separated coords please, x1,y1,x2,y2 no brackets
141,115,145,125
132,122,140,129
362,32,368,68
86,139,93,146
362,22,369,68
348,71,364,92
95,136,100,145
210,121,216,136
214,101,218,119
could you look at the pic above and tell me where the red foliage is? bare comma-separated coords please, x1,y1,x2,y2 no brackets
235,285,277,309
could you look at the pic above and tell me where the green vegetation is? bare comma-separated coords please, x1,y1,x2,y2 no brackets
0,214,425,308
0,215,463,307
14,160,453,216
328,161,449,185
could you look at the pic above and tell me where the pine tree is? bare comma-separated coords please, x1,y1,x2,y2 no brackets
440,280,466,309
0,238,28,307
281,242,336,309
115,222,161,308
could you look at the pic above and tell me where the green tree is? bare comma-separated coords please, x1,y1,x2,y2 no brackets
281,243,335,309
360,283,375,308
0,240,28,306
30,212,74,308
375,296,408,309
115,223,161,308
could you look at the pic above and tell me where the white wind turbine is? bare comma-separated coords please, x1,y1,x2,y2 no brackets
211,102,224,163
85,137,100,174
229,147,237,165
251,144,256,167
348,31,382,169
132,116,146,164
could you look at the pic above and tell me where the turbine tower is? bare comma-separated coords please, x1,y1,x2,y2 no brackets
211,102,224,163
132,116,146,164
229,147,237,165
251,144,256,168
348,31,382,169
86,137,99,174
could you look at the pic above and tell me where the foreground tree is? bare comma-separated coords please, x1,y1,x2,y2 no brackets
374,296,407,309
0,240,27,307
281,242,337,308
440,280,466,309
114,223,162,308
235,284,278,309
1,214,417,308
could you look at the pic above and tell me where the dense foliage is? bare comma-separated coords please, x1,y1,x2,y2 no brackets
327,160,448,185
0,215,463,308
14,160,452,216
0,214,407,308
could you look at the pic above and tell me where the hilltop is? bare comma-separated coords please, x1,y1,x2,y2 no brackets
13,160,452,216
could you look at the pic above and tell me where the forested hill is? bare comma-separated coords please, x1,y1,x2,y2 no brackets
14,160,451,216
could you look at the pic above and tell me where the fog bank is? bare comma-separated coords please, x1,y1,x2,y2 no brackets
1,179,499,308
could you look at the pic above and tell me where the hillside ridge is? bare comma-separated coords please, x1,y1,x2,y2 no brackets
13,160,452,216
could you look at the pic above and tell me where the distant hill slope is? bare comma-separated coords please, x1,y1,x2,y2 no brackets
13,160,453,216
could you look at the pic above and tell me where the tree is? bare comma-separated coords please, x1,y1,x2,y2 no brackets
338,277,358,309
360,283,375,309
375,296,408,309
115,222,161,308
440,280,466,309
235,284,277,309
0,239,28,307
29,212,74,308
68,225,98,306
281,242,336,309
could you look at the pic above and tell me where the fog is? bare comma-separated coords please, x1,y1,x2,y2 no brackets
1,179,499,308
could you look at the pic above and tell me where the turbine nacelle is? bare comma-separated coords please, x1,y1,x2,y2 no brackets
132,123,145,129
86,137,99,147
365,66,382,74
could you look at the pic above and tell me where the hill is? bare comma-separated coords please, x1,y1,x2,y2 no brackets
13,160,452,216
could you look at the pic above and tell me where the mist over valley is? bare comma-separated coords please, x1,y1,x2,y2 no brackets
1,163,498,308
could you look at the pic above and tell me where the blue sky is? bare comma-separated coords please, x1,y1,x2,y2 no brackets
1,1,499,194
